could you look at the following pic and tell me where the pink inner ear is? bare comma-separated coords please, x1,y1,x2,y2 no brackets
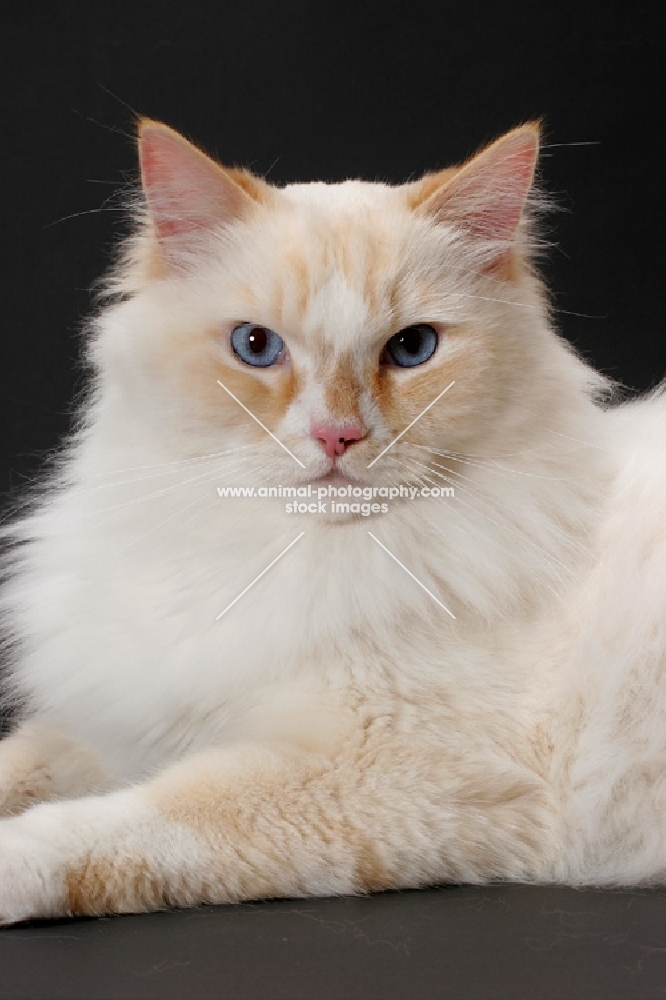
467,138,537,241
435,129,539,244
139,124,246,241
140,139,201,237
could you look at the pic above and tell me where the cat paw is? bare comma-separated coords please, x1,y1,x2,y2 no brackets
0,812,69,925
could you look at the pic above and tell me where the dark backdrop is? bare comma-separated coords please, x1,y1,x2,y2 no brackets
1,1,665,498
1,7,666,992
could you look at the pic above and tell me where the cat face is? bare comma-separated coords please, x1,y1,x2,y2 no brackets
101,121,542,489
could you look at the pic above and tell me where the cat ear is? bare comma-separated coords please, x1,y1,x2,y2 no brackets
137,120,267,253
411,123,540,259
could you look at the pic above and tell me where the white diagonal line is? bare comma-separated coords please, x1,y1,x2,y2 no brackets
217,380,306,468
216,532,305,620
367,380,455,468
367,532,456,619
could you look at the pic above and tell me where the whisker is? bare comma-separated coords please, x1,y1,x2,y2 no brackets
422,456,595,562
398,463,572,603
74,444,259,493
116,494,209,555
408,442,567,481
544,427,615,453
83,452,267,519
45,206,126,229
396,456,584,586
445,289,605,320
113,452,293,556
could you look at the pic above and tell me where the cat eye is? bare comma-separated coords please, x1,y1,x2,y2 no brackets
231,323,285,367
383,324,438,368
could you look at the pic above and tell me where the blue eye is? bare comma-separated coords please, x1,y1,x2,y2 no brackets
384,324,438,367
231,323,284,367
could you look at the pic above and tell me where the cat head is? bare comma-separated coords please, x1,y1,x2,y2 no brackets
96,120,555,489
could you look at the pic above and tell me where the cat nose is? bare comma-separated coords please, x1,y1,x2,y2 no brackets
310,422,366,459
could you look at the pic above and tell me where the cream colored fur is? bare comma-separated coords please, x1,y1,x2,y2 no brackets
0,122,665,923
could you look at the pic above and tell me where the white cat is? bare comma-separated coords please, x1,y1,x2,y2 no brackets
0,120,665,924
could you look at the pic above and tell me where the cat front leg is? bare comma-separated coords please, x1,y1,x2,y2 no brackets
0,737,553,924
0,719,114,818
0,744,362,924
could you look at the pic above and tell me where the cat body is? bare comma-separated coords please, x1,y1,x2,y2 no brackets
0,122,665,923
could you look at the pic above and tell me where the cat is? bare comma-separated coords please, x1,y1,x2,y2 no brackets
1,118,665,925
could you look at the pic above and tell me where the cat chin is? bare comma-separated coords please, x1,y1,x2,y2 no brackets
290,462,368,488
311,470,363,486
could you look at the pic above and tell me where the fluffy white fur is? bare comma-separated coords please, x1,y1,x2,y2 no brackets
0,122,665,923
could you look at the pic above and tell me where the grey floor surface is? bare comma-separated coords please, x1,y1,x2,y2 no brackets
1,884,665,999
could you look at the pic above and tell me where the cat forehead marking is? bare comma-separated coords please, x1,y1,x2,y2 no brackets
275,181,402,346
281,178,395,211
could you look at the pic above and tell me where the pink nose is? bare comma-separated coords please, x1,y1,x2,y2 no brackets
310,422,366,459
